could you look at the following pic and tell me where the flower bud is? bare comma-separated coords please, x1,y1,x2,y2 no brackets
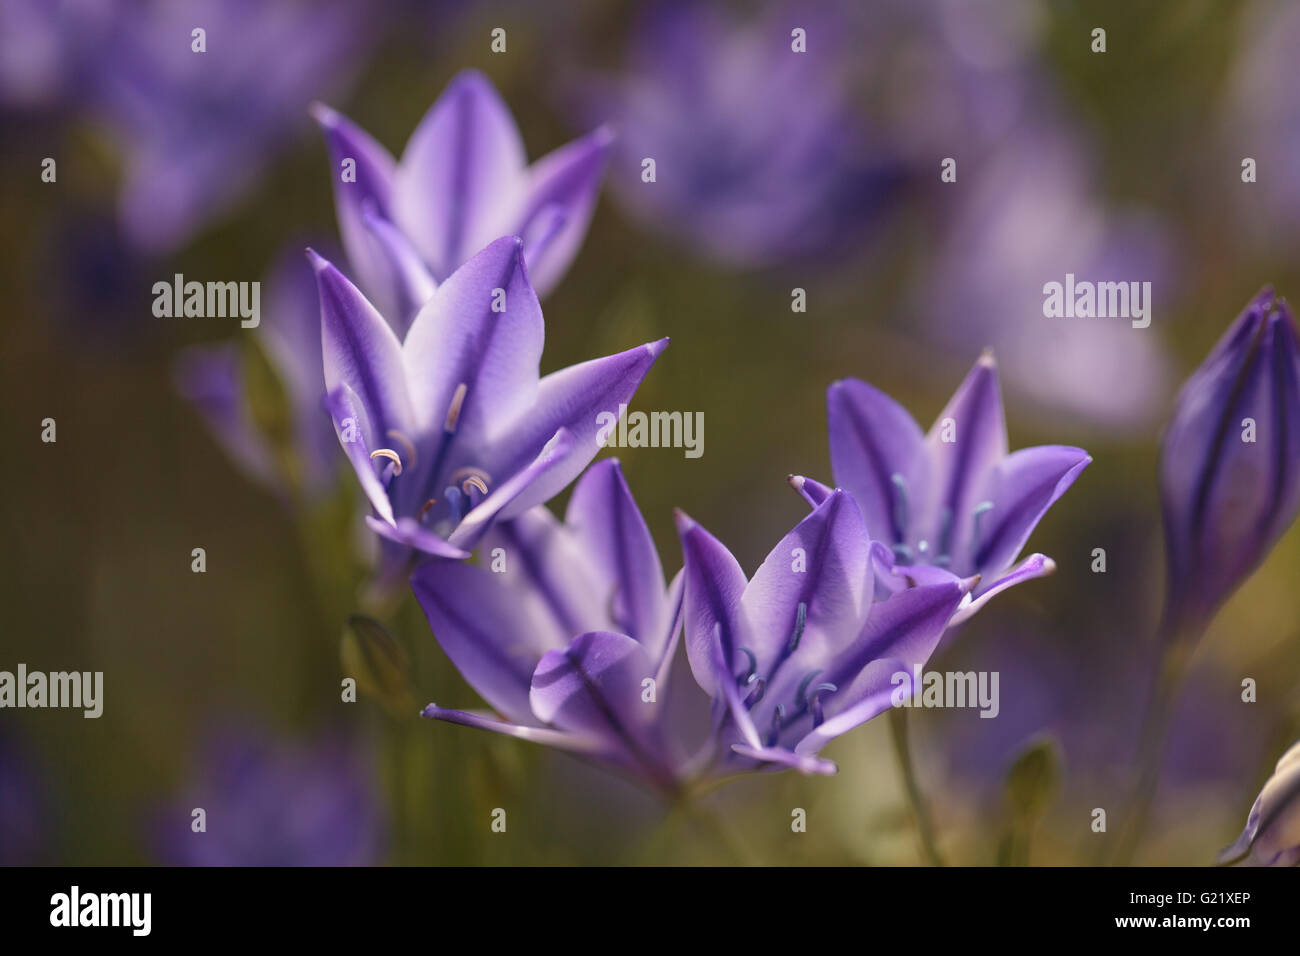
1160,288,1300,631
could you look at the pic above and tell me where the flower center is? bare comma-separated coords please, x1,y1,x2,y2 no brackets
888,472,993,570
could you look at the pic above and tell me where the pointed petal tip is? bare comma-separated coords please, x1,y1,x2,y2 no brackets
645,337,670,359
960,574,981,595
1040,556,1058,576
303,247,330,273
308,101,338,128
589,124,616,149
977,347,997,368
787,474,803,490
672,507,696,535
420,703,438,719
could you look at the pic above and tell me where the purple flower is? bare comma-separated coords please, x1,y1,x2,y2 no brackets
151,726,384,866
415,462,967,790
1159,288,1300,631
574,1,900,268
313,69,612,328
1222,0,1300,241
1220,740,1300,866
174,247,338,500
807,350,1090,624
92,0,379,253
311,238,666,574
0,0,112,110
674,490,974,776
414,460,688,794
922,121,1175,429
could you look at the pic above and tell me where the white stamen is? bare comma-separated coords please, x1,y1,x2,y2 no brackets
369,448,403,475
444,383,468,434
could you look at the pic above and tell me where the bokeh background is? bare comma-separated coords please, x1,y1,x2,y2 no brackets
2,0,1298,865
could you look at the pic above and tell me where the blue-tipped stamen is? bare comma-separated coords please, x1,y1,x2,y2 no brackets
735,647,759,686
970,500,994,557
795,669,824,706
787,601,808,653
766,704,787,747
808,682,837,727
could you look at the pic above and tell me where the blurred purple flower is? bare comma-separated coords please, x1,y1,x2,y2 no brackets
153,726,384,866
675,490,973,776
922,123,1175,429
313,69,611,329
1223,0,1300,239
89,0,379,253
1160,288,1300,632
574,1,902,268
311,238,666,577
415,460,689,794
174,247,337,500
0,0,112,110
801,350,1088,625
1220,740,1300,866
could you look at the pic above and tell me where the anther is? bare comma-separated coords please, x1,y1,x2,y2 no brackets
369,448,402,476
766,704,786,747
787,602,808,653
795,669,823,706
416,498,438,522
808,683,836,728
735,647,759,686
443,383,468,434
889,473,910,541
970,500,994,555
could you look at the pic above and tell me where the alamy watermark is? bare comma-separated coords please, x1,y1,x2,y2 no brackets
890,665,1000,718
152,273,260,328
0,664,102,718
1042,273,1151,328
596,404,704,458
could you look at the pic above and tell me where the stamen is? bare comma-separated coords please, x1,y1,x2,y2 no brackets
368,448,403,476
889,473,910,541
735,647,759,686
934,507,954,567
384,429,418,470
443,383,468,434
795,669,823,706
450,466,492,498
787,602,808,653
743,678,766,709
416,498,438,522
766,704,787,747
443,486,465,524
970,501,994,555
808,682,837,728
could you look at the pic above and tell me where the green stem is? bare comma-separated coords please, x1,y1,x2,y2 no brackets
1111,619,1201,865
888,707,945,866
669,796,757,865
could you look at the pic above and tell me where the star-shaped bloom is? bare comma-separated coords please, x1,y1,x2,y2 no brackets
1160,288,1300,632
313,69,612,331
312,237,666,578
414,460,688,794
675,489,974,777
803,350,1090,625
